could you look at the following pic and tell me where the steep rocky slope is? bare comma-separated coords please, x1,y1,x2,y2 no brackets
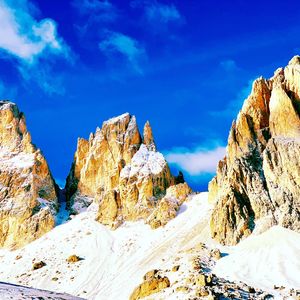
66,113,189,229
209,56,300,245
0,101,58,249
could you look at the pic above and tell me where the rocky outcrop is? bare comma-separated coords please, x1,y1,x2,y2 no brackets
66,113,189,228
209,56,300,245
0,101,58,249
146,182,191,229
130,270,170,300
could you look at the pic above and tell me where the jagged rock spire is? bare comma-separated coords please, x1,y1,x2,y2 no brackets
143,120,156,151
66,113,191,229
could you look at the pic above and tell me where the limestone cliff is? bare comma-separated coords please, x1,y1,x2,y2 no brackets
0,101,58,249
209,56,300,245
66,113,189,228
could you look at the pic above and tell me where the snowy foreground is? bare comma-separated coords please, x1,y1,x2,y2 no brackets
0,282,83,299
214,226,300,294
0,193,299,299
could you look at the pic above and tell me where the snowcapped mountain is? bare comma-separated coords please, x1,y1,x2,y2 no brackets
0,57,300,299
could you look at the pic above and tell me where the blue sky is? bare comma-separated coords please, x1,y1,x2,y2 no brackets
0,0,299,190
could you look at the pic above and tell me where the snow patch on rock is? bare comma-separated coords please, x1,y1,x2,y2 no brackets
120,144,167,179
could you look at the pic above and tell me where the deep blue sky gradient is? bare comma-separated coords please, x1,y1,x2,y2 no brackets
1,0,300,190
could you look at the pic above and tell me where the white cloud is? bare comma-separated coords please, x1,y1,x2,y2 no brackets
72,0,117,22
165,146,226,175
99,32,146,74
18,64,65,96
145,2,181,23
220,59,238,72
0,0,68,63
0,0,71,95
131,0,182,24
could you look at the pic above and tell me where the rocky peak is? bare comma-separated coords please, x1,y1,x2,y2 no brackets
209,56,300,245
143,121,156,151
0,100,35,154
0,101,58,249
288,55,300,65
66,113,190,229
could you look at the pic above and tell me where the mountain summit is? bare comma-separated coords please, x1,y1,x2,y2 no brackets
0,101,58,249
66,113,190,229
209,56,300,245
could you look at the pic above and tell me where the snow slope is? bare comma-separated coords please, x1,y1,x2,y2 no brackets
0,193,214,300
214,226,300,292
0,282,84,300
0,191,299,299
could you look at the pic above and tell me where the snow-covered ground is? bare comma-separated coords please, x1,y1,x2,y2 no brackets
214,226,300,294
0,282,84,299
0,193,214,300
0,192,299,299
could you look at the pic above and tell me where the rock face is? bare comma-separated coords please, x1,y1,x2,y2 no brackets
147,182,191,229
66,113,189,228
130,270,170,300
0,101,58,249
209,56,300,245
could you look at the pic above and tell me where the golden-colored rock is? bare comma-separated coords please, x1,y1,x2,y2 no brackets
95,190,119,226
172,265,180,272
143,269,159,281
210,248,222,260
195,274,213,287
146,183,191,229
195,287,210,297
175,286,189,293
66,113,191,228
143,121,156,151
130,272,170,300
0,101,57,249
209,56,300,245
66,255,81,263
32,261,46,270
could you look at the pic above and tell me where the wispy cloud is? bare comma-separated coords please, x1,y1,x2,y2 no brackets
145,2,181,23
18,64,66,96
220,59,238,72
165,145,226,176
99,32,146,74
72,0,118,37
132,0,182,24
73,0,114,14
0,0,68,63
0,0,72,95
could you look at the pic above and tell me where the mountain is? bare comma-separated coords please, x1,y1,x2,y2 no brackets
0,57,300,300
0,101,58,249
209,56,300,245
65,112,190,229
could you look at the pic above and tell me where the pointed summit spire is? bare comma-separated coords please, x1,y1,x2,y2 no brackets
143,121,156,151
